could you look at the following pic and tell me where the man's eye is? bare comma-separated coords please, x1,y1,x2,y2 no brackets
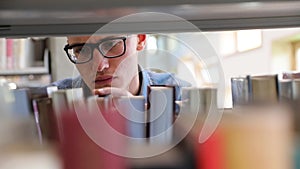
102,42,115,50
74,46,90,55
102,40,123,50
73,47,83,54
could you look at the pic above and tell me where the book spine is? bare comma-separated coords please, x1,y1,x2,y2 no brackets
32,99,43,144
117,96,146,139
85,96,127,168
181,87,201,114
292,79,300,100
6,38,14,70
278,80,293,102
231,77,249,107
250,75,278,104
11,88,32,117
0,38,6,69
181,87,217,114
148,86,174,144
13,39,21,69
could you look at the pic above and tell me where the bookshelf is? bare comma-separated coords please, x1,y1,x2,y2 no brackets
0,1,299,169
0,38,50,75
1,1,300,36
0,38,51,87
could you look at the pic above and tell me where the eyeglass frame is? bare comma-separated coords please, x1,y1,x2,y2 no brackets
64,36,128,64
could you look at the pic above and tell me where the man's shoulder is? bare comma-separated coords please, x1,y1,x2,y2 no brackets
144,69,191,87
50,76,83,89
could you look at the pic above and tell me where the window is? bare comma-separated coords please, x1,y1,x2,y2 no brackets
218,29,262,57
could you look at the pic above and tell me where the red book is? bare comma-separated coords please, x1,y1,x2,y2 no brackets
56,98,127,169
197,129,225,169
6,38,14,69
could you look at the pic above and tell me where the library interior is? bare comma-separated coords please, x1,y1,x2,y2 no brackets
1,1,300,169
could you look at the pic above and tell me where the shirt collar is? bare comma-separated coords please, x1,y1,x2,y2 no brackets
138,65,153,97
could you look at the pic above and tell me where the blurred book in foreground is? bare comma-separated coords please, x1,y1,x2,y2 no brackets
51,90,127,169
189,106,293,169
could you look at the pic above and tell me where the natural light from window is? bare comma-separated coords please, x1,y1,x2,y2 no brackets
236,29,262,52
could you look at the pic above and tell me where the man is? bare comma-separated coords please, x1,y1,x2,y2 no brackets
52,34,190,100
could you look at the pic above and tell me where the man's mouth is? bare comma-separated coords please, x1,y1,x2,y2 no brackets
94,75,114,86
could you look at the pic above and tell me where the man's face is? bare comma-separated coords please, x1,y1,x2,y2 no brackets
67,34,146,93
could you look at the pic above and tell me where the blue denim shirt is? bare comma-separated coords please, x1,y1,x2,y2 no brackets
52,67,191,100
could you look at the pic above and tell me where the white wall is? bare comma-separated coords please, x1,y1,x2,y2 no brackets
205,27,300,107
49,37,79,82
211,28,300,80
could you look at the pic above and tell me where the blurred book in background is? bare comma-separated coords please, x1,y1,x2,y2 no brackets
278,79,293,102
0,84,62,169
250,74,279,104
231,76,250,107
0,38,6,70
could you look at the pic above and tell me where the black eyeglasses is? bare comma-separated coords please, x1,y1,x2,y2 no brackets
64,37,127,64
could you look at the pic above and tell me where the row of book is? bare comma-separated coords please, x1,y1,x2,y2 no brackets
0,83,64,169
1,83,296,169
231,73,300,106
2,85,218,169
231,73,300,135
0,38,46,70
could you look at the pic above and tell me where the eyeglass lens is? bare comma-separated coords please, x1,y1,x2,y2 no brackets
67,38,125,63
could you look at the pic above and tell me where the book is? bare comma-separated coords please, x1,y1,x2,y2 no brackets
181,87,218,115
51,88,84,142
250,74,279,104
147,85,175,144
6,38,14,69
220,106,292,169
292,79,300,100
46,86,58,98
86,96,128,137
231,76,250,107
117,96,146,139
11,88,32,117
58,99,126,169
51,88,83,113
0,84,14,116
282,71,300,79
13,38,21,69
81,96,127,168
14,38,34,69
51,89,127,168
278,79,293,102
0,38,6,69
32,97,58,144
200,87,218,114
181,87,201,115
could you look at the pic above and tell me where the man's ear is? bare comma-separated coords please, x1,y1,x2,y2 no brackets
136,34,146,51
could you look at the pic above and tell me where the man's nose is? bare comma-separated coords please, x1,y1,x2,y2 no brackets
93,49,109,72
